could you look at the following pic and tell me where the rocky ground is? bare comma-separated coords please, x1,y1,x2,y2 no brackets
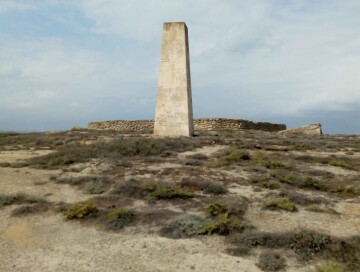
0,129,359,272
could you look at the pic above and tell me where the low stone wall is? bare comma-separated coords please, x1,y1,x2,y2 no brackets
194,118,286,132
88,118,286,132
88,120,153,131
279,123,322,135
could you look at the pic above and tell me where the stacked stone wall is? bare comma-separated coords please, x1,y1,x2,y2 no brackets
88,118,286,132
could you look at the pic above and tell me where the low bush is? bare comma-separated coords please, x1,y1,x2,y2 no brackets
0,193,46,208
25,137,202,168
280,191,326,206
260,181,280,190
183,159,203,166
11,203,49,216
143,181,194,201
200,181,228,195
253,157,288,169
200,213,242,235
224,148,251,161
330,184,359,196
301,177,324,190
105,208,135,230
186,153,208,160
271,171,295,184
159,214,205,239
292,230,331,261
257,251,286,271
317,261,344,272
110,179,145,198
206,202,228,217
65,200,98,219
57,175,112,194
201,202,243,236
179,180,228,195
265,197,297,212
329,160,355,170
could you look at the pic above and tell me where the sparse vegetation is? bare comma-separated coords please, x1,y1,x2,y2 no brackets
143,181,194,201
301,177,324,190
271,170,295,184
206,202,228,217
317,261,344,272
229,229,360,269
65,200,98,219
200,202,243,235
11,203,50,216
200,213,242,235
160,214,205,239
329,160,355,170
105,208,135,230
25,137,203,169
56,175,112,194
1,129,359,271
265,197,297,212
186,153,208,160
0,193,46,208
224,148,251,161
257,251,286,271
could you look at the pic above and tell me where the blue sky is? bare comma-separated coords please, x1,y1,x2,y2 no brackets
0,0,359,134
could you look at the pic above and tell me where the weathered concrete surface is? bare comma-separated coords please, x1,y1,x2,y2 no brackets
154,22,194,137
279,123,322,135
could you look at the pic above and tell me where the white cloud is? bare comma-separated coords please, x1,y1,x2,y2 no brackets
1,0,360,132
0,0,36,13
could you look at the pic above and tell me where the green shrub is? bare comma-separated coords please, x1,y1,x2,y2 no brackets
317,261,344,272
200,214,241,235
292,230,331,261
271,171,295,184
257,251,286,271
265,197,296,212
65,200,98,219
144,182,194,201
25,137,201,168
200,181,228,195
329,160,355,170
56,175,111,194
105,208,135,230
186,153,208,160
281,191,325,206
225,148,251,161
331,185,359,195
0,193,45,208
301,177,324,190
11,203,49,216
260,181,280,190
110,179,145,198
206,202,228,217
232,230,359,269
159,214,205,239
254,157,287,169
183,159,202,166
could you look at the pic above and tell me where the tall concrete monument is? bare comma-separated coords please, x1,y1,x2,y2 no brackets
154,22,194,136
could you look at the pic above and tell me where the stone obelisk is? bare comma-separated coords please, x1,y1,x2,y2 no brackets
154,22,194,136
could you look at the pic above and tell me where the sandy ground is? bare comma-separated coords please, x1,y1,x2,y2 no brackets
0,148,359,272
